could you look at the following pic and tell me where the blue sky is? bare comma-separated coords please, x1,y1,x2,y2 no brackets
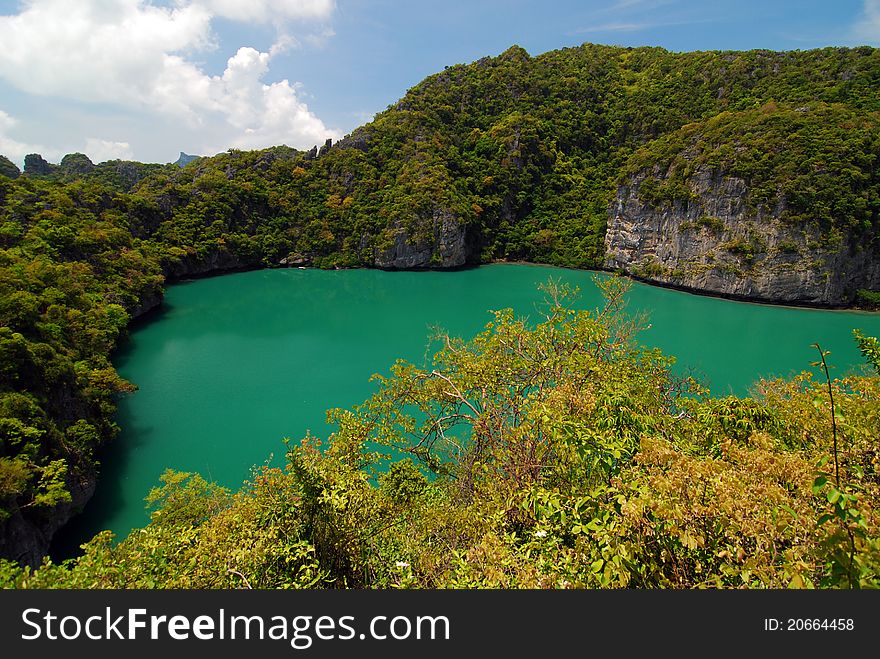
0,0,878,166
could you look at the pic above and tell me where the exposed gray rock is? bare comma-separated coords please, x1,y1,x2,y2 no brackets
279,253,312,267
335,128,370,153
0,154,21,179
604,166,880,306
0,469,96,568
374,208,469,269
175,152,200,168
129,289,164,319
23,153,55,176
162,247,249,280
60,152,95,175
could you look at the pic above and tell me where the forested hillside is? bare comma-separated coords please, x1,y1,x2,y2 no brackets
0,42,879,577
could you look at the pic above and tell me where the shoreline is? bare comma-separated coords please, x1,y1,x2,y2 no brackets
141,258,879,316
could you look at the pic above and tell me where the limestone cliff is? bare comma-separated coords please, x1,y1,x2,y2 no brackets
374,208,470,269
0,472,95,566
604,166,880,306
162,247,251,280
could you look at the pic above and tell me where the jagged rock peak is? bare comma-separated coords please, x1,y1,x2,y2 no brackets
175,152,200,168
0,154,20,179
60,152,95,174
23,153,55,176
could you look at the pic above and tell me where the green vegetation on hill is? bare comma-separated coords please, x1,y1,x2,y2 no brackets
0,173,165,550
0,42,879,576
25,152,169,192
626,102,880,238
0,156,19,180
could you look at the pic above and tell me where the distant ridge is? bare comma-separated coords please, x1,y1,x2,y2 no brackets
174,151,200,167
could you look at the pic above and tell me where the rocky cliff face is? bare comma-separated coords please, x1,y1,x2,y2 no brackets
0,471,95,567
23,153,55,176
0,154,20,179
604,166,880,306
59,152,95,176
162,247,250,280
374,208,471,269
131,247,256,319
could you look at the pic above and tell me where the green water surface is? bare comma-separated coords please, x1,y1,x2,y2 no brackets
53,264,880,556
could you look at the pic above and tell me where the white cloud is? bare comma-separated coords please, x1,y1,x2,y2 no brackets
302,26,337,48
0,0,338,159
0,109,15,133
195,46,340,151
852,0,880,45
573,19,701,34
0,109,57,165
221,74,338,151
573,0,716,36
582,0,678,19
196,0,335,24
0,1,215,105
84,138,135,163
0,108,137,166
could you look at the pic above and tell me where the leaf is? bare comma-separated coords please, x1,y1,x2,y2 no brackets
812,476,827,494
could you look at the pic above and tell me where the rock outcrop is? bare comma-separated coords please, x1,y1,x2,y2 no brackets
23,153,55,176
374,208,471,269
59,152,95,175
174,152,200,168
279,254,312,267
604,166,880,306
162,247,253,281
0,154,20,179
0,471,95,567
129,289,164,319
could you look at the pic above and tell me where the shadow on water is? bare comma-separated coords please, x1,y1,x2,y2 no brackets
50,302,175,562
50,413,157,561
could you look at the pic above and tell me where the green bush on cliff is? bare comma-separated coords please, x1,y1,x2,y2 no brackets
857,289,880,309
623,102,880,242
